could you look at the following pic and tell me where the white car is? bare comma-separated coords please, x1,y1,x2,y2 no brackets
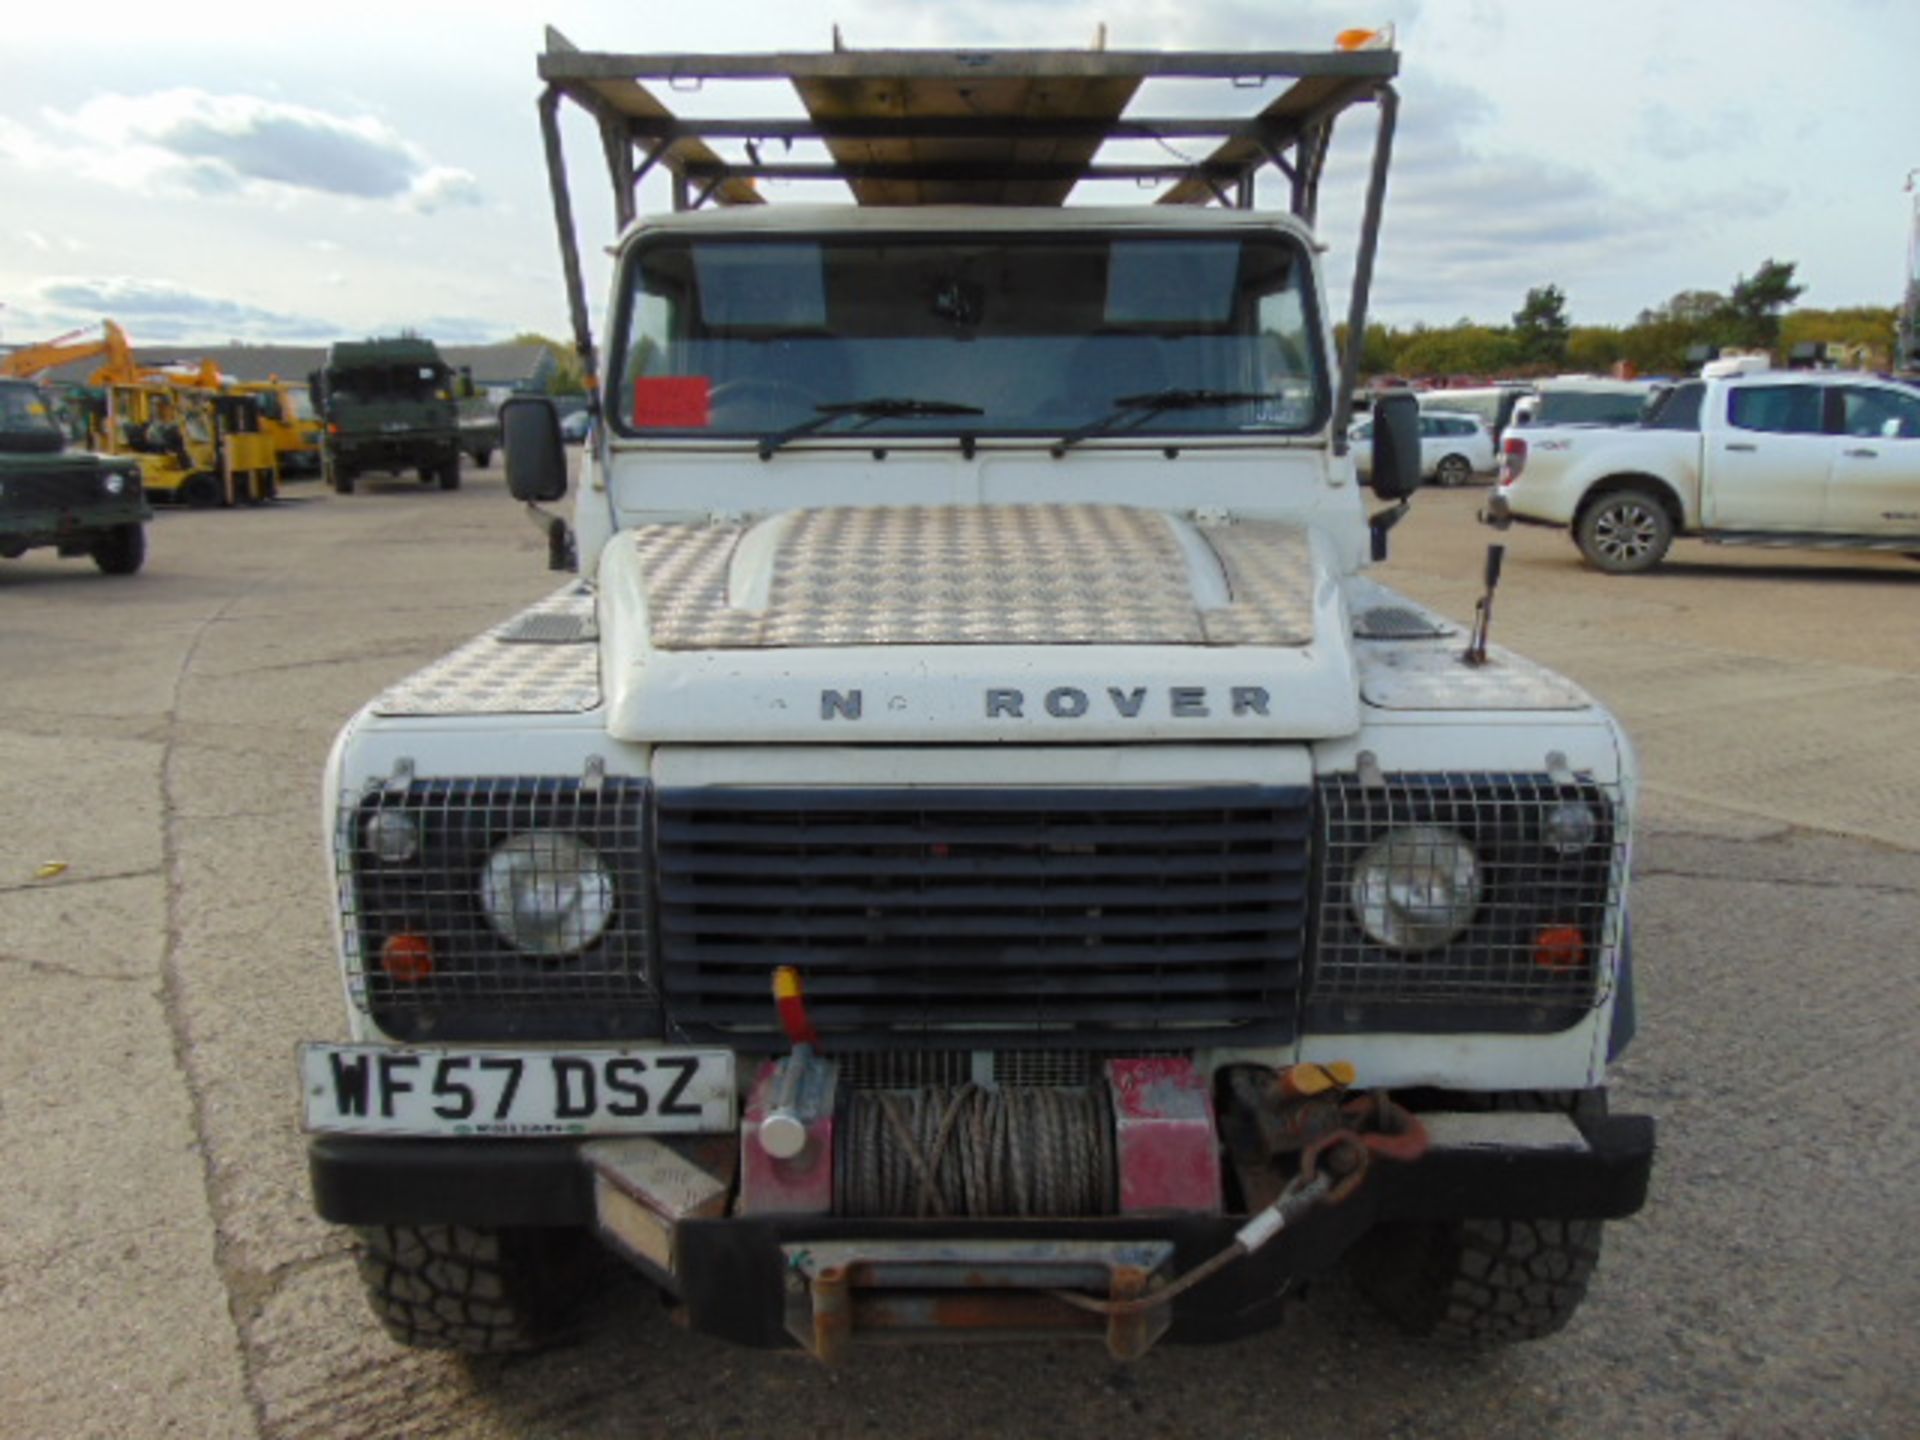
1352,409,1496,486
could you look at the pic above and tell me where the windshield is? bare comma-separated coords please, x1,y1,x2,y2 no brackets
1530,390,1651,427
610,232,1327,442
331,364,446,404
0,383,63,437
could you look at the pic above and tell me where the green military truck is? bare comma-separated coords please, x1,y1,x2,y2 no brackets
311,337,468,495
0,379,149,575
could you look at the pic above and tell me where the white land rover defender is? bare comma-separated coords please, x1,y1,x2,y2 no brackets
302,35,1653,1361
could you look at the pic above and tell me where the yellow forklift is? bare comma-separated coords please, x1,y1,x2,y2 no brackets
6,323,280,506
88,376,279,507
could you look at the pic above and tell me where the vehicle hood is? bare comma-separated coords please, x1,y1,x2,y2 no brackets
598,503,1361,742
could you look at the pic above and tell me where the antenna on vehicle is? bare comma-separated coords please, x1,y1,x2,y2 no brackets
1463,542,1504,666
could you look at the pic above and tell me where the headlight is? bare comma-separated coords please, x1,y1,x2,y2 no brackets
479,831,615,956
1348,825,1482,952
103,472,128,496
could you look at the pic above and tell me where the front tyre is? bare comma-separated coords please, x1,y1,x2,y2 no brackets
1349,1215,1604,1345
352,1223,598,1354
1434,453,1473,488
1575,488,1673,573
90,524,146,576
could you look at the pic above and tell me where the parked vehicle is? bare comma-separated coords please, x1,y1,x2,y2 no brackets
1417,384,1533,449
301,37,1652,1365
241,378,324,478
0,379,150,574
1486,369,1920,571
1508,378,1662,431
1351,409,1496,485
310,337,468,494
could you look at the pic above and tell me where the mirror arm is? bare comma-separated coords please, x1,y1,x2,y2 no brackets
522,501,578,573
1367,500,1410,562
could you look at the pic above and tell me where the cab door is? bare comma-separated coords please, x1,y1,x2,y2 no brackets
1702,383,1831,530
1824,383,1920,535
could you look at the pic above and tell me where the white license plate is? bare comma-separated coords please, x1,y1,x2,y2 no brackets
300,1045,735,1138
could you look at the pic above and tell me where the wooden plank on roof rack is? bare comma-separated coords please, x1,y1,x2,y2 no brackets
792,69,1140,206
537,49,1400,83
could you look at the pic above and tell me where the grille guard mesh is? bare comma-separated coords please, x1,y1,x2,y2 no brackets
340,777,658,1042
1310,771,1625,1028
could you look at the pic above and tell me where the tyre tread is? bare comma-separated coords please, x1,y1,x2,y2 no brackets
352,1223,591,1354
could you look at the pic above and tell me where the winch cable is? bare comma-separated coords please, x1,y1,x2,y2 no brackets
836,1084,1116,1218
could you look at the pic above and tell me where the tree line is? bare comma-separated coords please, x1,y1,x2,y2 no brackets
1343,259,1900,380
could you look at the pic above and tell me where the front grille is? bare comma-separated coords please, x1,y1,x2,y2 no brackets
343,777,658,1041
0,470,127,511
656,786,1310,1050
1311,772,1625,1031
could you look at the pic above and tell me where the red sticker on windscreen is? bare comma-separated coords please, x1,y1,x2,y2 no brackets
633,376,712,428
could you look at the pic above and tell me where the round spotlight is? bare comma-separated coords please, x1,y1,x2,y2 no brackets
1543,801,1598,856
363,809,420,864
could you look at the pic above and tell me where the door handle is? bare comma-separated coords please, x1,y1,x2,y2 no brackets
1842,448,1877,459
1724,442,1757,452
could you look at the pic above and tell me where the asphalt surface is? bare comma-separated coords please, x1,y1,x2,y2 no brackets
1,465,1915,1439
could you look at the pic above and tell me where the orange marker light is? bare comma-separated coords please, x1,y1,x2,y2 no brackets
381,933,435,983
1533,925,1586,971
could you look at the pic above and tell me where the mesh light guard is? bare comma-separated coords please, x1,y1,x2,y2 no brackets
1311,771,1626,1032
339,776,658,1042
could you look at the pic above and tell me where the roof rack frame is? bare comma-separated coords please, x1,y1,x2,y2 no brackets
533,35,1398,428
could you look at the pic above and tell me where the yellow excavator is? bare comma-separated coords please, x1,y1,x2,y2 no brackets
2,323,279,506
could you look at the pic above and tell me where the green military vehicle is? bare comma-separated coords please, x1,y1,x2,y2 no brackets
311,337,468,495
0,379,149,575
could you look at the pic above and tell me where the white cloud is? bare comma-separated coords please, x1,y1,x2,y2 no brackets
33,275,338,341
23,89,480,211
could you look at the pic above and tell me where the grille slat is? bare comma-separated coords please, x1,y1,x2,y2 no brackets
658,878,1303,910
663,937,1294,969
657,785,1309,1050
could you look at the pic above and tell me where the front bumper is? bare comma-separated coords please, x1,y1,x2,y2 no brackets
311,1108,1654,1349
1,500,150,551
333,435,459,469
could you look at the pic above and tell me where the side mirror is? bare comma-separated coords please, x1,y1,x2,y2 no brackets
459,366,476,400
307,372,323,411
1367,390,1422,501
502,397,568,503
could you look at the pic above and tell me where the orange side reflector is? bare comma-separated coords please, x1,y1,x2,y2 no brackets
381,933,434,983
1533,925,1586,971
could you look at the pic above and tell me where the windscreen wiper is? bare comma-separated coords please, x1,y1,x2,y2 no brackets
1050,388,1278,457
758,396,984,460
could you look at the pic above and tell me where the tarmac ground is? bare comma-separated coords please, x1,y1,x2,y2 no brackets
1,465,1914,1438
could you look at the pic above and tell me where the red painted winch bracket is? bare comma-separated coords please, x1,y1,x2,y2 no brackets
1106,1057,1225,1215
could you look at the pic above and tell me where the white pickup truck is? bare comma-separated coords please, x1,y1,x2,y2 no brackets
1485,369,1920,572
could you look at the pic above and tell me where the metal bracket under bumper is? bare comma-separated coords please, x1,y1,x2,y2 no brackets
784,1239,1175,1362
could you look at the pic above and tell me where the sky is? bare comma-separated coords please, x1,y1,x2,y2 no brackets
3,0,1916,352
